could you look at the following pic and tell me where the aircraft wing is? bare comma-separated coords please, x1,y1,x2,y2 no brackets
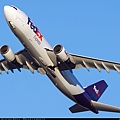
70,53,120,73
0,49,45,74
46,49,120,73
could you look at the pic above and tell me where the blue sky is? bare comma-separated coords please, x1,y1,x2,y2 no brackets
0,0,120,118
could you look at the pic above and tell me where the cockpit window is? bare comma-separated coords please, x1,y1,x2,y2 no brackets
11,6,17,10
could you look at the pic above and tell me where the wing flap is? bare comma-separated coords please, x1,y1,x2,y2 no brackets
113,64,120,73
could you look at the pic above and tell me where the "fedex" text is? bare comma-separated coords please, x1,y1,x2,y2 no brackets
27,17,43,41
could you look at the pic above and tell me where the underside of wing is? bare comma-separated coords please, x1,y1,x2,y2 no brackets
46,48,120,73
0,49,45,74
70,53,120,73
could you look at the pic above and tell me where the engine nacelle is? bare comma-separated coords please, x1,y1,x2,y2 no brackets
0,45,16,62
53,44,70,62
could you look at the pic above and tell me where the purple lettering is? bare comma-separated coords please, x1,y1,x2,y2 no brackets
27,17,32,25
27,17,43,41
27,17,37,33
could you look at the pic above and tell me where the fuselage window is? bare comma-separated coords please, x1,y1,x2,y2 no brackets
11,6,17,10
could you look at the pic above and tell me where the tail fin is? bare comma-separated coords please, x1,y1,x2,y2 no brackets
84,80,108,101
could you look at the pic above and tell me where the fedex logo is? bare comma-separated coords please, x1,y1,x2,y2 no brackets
93,85,100,97
27,17,43,41
65,50,69,57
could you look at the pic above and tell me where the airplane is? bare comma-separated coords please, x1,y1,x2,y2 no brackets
1,5,120,114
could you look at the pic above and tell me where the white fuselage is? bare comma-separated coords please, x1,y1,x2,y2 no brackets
4,6,85,103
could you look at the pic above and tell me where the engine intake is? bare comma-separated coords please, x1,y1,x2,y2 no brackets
0,45,16,62
53,44,70,62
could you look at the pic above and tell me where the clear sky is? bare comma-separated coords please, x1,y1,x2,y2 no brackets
0,0,120,118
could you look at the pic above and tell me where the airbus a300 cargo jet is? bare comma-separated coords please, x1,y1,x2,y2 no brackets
1,5,120,114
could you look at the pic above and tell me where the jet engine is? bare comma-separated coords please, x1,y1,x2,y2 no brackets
0,45,16,62
53,44,70,62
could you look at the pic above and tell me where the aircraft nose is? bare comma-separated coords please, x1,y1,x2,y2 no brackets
4,5,10,14
4,5,11,19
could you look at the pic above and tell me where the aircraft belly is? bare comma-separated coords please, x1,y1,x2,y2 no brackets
46,68,85,102
11,25,75,101
12,21,85,103
46,71,76,102
61,70,85,95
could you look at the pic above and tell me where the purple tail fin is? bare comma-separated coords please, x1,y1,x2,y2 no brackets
84,80,108,101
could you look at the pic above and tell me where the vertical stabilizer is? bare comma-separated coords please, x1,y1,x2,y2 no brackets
84,80,108,101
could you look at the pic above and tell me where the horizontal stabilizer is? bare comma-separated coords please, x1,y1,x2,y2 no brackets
69,101,120,113
69,104,88,113
91,100,120,113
